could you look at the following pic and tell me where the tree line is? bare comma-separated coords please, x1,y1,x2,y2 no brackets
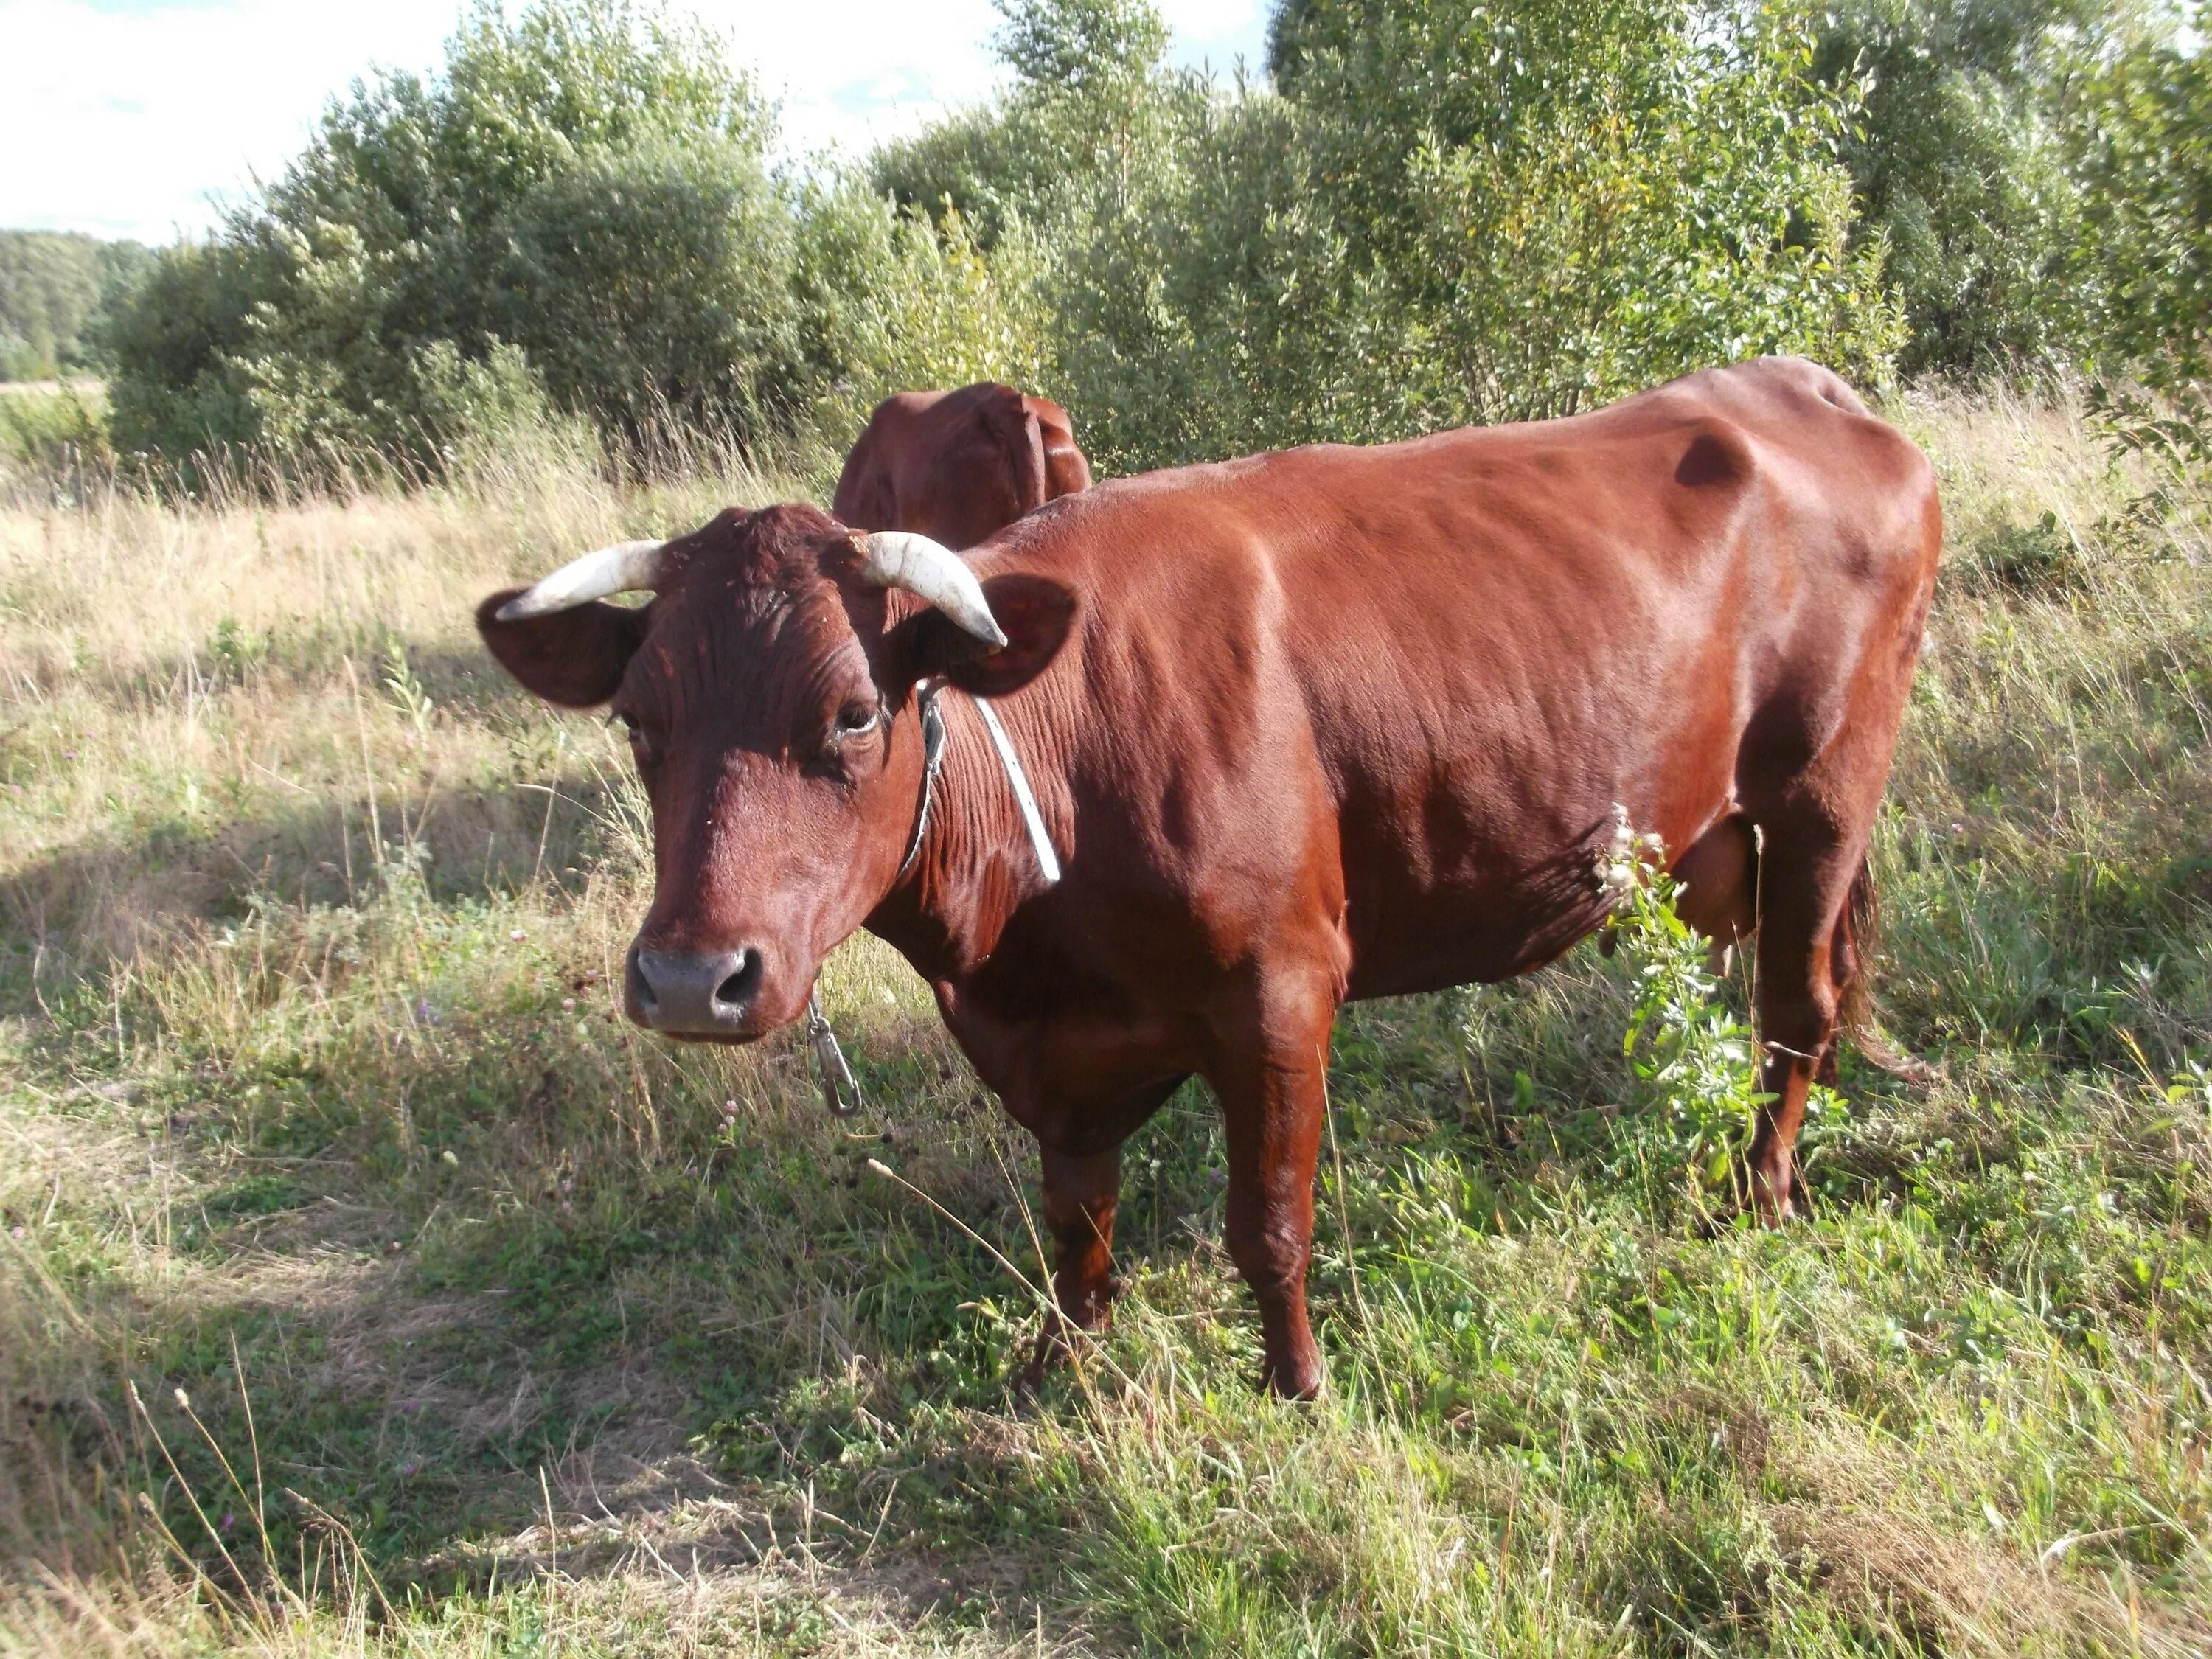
17,0,2211,483
0,232,153,382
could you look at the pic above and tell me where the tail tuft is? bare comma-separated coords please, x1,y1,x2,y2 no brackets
1837,859,1937,1087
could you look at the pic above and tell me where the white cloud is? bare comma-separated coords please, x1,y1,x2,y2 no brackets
720,0,1004,164
0,0,465,241
0,0,1267,244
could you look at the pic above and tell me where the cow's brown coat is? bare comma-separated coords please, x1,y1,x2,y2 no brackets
479,358,1941,1397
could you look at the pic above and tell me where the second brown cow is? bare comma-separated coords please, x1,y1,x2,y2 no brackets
833,382,1091,550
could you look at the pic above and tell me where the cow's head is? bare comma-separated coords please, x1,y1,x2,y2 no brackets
478,504,1073,1041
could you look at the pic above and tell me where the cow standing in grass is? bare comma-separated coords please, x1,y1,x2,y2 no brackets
834,382,1092,551
478,357,1941,1399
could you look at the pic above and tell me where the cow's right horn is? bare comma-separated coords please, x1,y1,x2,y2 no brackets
495,540,669,622
853,532,1008,649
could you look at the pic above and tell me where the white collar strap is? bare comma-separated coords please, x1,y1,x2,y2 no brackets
970,693,1062,885
895,682,950,882
895,680,1061,889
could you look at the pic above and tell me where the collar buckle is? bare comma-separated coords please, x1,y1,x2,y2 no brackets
805,989,863,1117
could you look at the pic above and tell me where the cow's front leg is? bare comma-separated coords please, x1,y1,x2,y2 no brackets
1010,1072,1183,1390
1213,987,1335,1400
1040,1142,1121,1336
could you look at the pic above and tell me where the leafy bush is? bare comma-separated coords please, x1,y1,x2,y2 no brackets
0,383,111,476
102,240,262,465
793,184,1053,446
1038,0,1904,471
1812,0,2101,377
505,134,803,445
2076,7,2212,474
105,0,789,479
1586,813,1823,1222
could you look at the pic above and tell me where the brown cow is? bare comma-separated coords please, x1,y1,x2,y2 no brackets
833,382,1091,549
479,357,1940,1399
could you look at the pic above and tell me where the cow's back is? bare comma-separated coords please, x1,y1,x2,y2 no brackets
980,358,1938,997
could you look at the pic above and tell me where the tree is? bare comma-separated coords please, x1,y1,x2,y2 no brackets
106,0,786,473
505,135,803,442
1812,0,2108,375
2075,7,2212,467
1050,0,1900,470
0,231,152,380
871,0,1189,242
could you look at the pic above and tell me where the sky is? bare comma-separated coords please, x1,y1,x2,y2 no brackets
0,0,1270,244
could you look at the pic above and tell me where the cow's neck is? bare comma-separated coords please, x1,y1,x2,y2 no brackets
865,681,1070,987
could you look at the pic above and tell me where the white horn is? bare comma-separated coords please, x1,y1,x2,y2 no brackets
854,532,1007,648
494,540,668,622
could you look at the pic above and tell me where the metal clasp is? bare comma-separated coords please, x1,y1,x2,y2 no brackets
805,988,863,1118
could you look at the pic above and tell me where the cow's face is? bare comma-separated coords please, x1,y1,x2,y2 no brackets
478,504,1071,1042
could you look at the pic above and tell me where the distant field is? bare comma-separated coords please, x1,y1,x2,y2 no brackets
1,393,2208,1656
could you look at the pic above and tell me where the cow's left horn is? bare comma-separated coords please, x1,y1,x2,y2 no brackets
853,532,1008,649
494,540,669,622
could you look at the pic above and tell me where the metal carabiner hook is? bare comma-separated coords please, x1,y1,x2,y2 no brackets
805,988,863,1118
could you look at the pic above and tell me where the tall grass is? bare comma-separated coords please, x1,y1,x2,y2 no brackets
1,389,2208,1655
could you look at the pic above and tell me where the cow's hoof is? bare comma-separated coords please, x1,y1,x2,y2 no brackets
1262,1356,1326,1402
1014,1312,1111,1400
1738,1160,1799,1228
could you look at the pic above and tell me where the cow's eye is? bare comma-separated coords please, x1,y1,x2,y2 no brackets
613,710,656,765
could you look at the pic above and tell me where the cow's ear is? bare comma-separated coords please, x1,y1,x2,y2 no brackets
896,573,1074,699
476,591,650,708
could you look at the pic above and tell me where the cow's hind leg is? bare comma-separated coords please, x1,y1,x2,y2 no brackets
1209,968,1339,1400
1743,807,1867,1222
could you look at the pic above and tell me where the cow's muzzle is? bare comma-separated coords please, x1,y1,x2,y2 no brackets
625,944,766,1039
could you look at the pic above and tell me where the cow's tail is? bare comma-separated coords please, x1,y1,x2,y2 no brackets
1835,856,1934,1085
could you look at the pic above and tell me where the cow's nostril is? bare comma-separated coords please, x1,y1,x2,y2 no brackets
628,945,765,1034
712,950,761,1011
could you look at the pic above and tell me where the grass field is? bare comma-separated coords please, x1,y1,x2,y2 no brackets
1,390,2208,1656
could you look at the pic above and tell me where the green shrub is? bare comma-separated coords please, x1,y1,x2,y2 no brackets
1812,0,2103,377
505,134,803,446
2076,7,2212,474
1040,0,1902,471
104,0,787,480
103,240,262,467
0,382,111,474
1597,821,1792,1220
793,184,1053,447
